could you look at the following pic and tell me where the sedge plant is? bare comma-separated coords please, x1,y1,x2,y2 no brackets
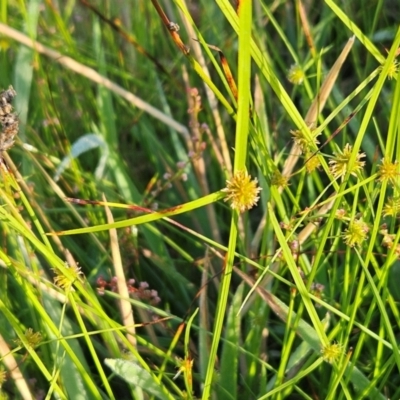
0,0,399,399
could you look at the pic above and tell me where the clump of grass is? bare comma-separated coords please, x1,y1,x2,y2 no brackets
0,0,399,399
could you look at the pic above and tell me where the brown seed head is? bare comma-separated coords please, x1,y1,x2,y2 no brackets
0,86,19,152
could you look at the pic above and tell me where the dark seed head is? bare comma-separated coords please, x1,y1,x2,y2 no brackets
0,86,18,152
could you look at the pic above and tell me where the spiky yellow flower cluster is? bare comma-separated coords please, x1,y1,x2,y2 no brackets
287,64,305,85
329,144,366,179
305,152,321,173
383,197,400,217
290,128,320,154
173,356,194,381
222,170,262,213
14,328,42,349
380,60,399,80
271,169,289,189
321,342,343,364
342,218,369,247
53,262,83,292
378,158,398,186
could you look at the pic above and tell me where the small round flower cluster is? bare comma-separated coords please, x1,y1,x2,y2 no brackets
290,128,320,154
329,143,366,179
287,64,305,85
14,328,43,349
222,170,262,213
53,262,83,291
290,127,322,172
342,218,369,248
383,197,400,217
321,342,343,364
380,59,399,80
96,276,161,305
271,169,289,189
378,158,399,185
334,210,370,248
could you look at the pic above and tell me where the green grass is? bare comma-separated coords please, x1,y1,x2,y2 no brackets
0,0,400,398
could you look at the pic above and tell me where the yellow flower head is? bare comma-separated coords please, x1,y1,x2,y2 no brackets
342,218,369,247
383,197,400,217
222,170,262,213
321,342,343,364
329,144,365,179
290,128,320,154
378,158,398,186
305,152,321,173
380,60,399,80
271,169,289,189
53,262,83,292
287,64,305,85
14,328,42,349
173,356,194,381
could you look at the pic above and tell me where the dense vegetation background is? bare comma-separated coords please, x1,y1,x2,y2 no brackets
0,0,400,399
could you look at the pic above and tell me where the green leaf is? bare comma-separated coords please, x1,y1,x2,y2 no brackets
105,359,170,400
217,283,244,399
